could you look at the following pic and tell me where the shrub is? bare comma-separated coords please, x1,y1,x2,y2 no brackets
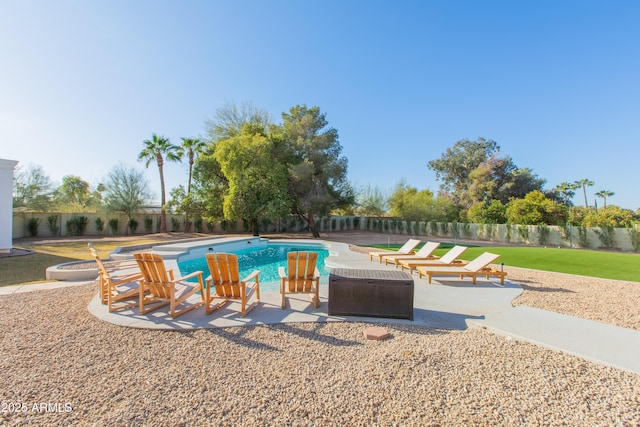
517,225,530,243
171,217,181,232
129,218,139,234
537,224,550,246
108,218,119,235
95,217,105,232
594,226,616,249
194,218,203,233
144,217,153,233
27,218,41,237
66,216,88,236
628,226,640,252
47,215,59,235
577,226,589,248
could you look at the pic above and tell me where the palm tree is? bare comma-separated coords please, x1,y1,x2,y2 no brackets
574,179,595,208
554,182,576,207
595,190,615,209
138,134,180,233
176,137,207,232
177,137,207,195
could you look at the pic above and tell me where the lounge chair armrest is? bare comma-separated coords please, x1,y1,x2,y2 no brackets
314,267,320,278
242,270,260,283
278,266,286,279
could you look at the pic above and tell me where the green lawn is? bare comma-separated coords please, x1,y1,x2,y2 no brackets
369,243,640,282
1,239,159,287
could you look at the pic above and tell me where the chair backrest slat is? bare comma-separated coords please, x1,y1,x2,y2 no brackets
205,253,241,297
287,252,317,292
398,239,421,254
414,242,440,258
135,253,172,298
464,252,500,272
439,245,468,264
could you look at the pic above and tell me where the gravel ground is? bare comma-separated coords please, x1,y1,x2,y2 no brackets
1,282,640,426
506,266,640,331
4,232,639,425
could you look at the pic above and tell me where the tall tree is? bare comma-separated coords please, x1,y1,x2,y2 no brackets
103,164,153,233
214,124,289,235
575,178,595,208
177,137,206,195
138,134,180,233
554,182,577,207
427,138,504,207
281,105,351,237
205,100,272,141
53,175,92,210
12,164,53,211
595,190,615,209
176,137,207,232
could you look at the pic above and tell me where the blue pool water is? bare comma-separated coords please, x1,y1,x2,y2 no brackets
178,243,330,291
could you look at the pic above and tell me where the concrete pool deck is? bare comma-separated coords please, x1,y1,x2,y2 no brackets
3,234,640,375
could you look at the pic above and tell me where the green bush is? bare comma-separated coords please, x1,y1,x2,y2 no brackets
47,215,59,235
95,217,105,232
594,226,616,249
108,218,119,235
628,226,640,252
66,216,88,236
577,226,589,248
27,218,41,237
194,218,203,233
171,217,181,232
144,217,153,233
537,225,550,246
129,218,139,234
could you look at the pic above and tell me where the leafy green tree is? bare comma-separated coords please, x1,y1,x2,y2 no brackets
281,105,351,237
500,168,546,201
103,164,153,234
388,182,434,221
428,138,544,208
214,125,289,235
12,164,53,211
581,205,635,228
574,178,595,208
138,133,180,233
51,175,97,212
427,137,501,206
594,190,615,209
191,148,227,221
506,190,567,225
467,200,507,224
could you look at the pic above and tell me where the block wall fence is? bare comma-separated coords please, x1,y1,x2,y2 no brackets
12,213,640,253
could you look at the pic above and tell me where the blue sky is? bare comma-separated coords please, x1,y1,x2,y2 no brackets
1,0,639,210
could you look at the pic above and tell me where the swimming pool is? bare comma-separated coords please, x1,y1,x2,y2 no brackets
177,242,331,291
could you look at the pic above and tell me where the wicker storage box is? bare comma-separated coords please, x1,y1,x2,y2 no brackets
328,268,414,320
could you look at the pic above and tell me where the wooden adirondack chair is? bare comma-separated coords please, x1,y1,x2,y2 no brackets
204,253,260,316
278,251,320,309
89,244,142,313
134,252,205,318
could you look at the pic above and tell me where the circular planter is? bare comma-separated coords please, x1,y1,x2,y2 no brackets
45,261,99,281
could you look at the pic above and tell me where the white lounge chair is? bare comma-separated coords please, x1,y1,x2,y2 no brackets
399,245,468,274
416,252,507,285
369,239,421,263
